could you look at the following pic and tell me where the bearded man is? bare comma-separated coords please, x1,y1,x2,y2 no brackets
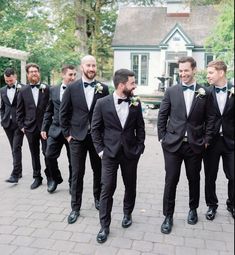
60,55,109,224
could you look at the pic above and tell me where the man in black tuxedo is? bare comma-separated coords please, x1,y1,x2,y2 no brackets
91,69,145,243
0,68,24,183
157,57,215,234
203,60,234,220
60,55,109,224
17,63,50,189
41,65,77,193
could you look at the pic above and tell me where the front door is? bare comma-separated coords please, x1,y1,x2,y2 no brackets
169,63,179,86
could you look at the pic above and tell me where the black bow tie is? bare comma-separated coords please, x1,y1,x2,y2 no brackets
7,85,15,89
182,85,194,91
31,84,40,89
215,87,227,93
118,98,130,104
84,81,96,88
62,85,67,90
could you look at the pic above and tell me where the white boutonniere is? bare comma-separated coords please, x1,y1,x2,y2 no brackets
16,84,22,92
95,83,103,94
40,84,46,93
229,87,234,98
129,96,140,107
195,87,206,98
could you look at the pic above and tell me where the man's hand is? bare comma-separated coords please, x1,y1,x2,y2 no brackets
21,128,25,134
66,136,73,143
41,131,47,140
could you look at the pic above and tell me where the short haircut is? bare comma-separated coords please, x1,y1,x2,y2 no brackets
61,64,76,74
25,63,40,73
4,68,16,77
178,56,197,69
113,69,135,89
207,60,227,73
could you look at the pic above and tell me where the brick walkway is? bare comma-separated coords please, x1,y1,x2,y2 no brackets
0,125,234,255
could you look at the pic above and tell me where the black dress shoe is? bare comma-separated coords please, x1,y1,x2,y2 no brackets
67,210,80,224
206,207,217,221
95,199,100,211
161,216,173,234
30,177,42,189
97,228,110,244
47,180,58,193
5,176,19,183
187,209,198,225
227,206,235,219
122,215,132,228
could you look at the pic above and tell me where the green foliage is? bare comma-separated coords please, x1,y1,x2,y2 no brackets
195,70,209,86
205,0,234,69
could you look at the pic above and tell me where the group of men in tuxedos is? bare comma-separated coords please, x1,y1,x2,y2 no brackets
0,56,234,243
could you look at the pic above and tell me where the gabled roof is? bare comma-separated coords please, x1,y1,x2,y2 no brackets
112,5,218,47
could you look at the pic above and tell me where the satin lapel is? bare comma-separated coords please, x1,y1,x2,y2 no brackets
2,87,11,105
177,84,187,118
77,80,89,112
27,86,37,108
109,96,123,129
212,87,222,116
222,91,232,115
123,104,134,129
56,85,61,102
188,84,199,117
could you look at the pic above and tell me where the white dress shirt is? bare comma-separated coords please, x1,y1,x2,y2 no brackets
113,92,129,129
215,85,227,133
7,82,17,105
31,86,39,106
83,79,95,110
60,84,67,101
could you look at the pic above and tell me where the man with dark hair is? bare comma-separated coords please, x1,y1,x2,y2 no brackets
17,63,50,189
157,57,215,234
60,55,109,224
91,68,145,243
41,65,77,193
0,68,24,183
204,60,234,219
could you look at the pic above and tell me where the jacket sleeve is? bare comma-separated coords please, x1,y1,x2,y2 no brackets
16,91,25,130
157,89,171,141
136,102,146,154
91,99,105,154
41,89,54,132
0,90,5,121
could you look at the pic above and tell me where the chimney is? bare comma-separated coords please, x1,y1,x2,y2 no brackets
166,0,190,17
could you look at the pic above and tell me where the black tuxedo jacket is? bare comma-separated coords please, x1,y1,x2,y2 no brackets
0,83,24,129
16,84,50,132
208,84,234,150
157,83,215,154
60,79,109,140
91,95,145,159
41,85,63,138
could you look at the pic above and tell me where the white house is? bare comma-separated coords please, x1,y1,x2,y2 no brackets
112,1,218,95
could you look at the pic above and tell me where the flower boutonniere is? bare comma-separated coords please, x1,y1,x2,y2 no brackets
129,96,140,107
195,87,206,98
39,84,46,93
95,83,103,94
229,87,234,98
16,84,22,92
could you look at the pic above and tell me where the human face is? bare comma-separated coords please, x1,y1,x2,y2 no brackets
178,62,196,85
4,75,17,86
122,76,137,97
207,66,224,86
27,66,40,84
81,57,97,80
62,69,77,85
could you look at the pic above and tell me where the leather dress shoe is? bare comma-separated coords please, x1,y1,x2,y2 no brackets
97,228,110,243
5,176,19,183
95,199,100,211
227,206,235,219
30,177,42,189
161,216,173,234
47,180,58,193
206,207,217,221
187,209,198,225
68,210,80,224
122,215,132,228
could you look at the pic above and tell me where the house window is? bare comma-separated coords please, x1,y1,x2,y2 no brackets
131,53,149,86
205,54,214,67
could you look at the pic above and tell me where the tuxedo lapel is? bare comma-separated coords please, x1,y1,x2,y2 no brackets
177,84,188,118
212,87,222,116
77,80,89,112
124,104,135,129
109,96,123,129
2,87,11,105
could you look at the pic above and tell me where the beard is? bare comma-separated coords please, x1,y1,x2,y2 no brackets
28,75,40,84
83,70,96,80
123,87,134,98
